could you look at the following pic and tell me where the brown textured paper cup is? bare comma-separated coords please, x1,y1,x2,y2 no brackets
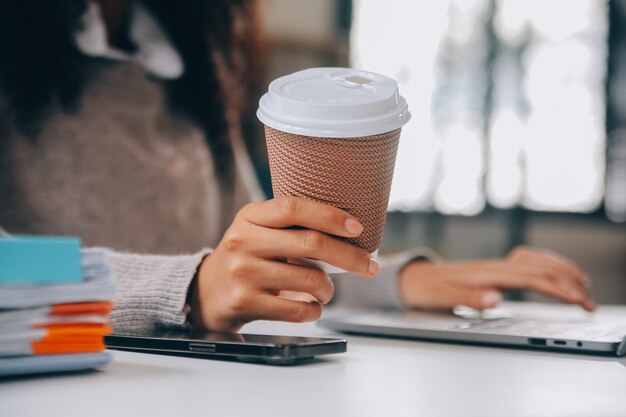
264,126,401,254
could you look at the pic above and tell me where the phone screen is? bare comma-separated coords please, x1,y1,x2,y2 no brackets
111,328,338,346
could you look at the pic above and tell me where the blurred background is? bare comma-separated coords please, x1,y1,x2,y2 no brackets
247,0,626,304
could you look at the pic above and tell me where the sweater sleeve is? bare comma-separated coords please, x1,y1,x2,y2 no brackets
104,141,260,333
330,247,441,309
107,249,211,332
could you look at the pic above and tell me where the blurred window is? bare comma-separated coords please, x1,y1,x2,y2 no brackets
352,0,625,221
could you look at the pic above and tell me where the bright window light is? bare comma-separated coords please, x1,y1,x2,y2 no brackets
351,0,608,215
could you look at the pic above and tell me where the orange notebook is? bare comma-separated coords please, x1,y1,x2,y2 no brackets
0,302,113,357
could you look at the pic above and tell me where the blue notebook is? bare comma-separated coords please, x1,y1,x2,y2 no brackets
0,236,83,284
0,352,111,377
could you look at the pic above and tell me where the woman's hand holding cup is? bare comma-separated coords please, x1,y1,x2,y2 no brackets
189,196,379,332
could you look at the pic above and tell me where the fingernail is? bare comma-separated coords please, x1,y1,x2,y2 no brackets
344,218,363,235
368,258,380,275
482,291,501,306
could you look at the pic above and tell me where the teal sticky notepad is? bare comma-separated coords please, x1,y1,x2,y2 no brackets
0,236,83,284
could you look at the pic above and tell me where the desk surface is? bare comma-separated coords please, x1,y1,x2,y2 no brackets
2,317,626,417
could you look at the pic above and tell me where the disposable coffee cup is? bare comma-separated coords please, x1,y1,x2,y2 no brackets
257,68,411,273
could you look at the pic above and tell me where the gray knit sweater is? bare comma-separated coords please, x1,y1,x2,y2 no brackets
0,61,431,331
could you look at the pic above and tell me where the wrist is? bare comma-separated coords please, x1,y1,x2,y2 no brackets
398,258,432,306
187,254,210,330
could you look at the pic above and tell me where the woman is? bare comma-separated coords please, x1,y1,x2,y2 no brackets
0,0,595,333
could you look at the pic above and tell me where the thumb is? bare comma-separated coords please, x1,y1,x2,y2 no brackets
440,286,502,310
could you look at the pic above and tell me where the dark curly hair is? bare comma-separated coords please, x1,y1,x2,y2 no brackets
0,0,262,175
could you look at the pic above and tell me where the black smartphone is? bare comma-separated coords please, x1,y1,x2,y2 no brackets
105,328,347,365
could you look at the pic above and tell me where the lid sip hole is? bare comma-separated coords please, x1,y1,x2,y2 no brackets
345,75,372,85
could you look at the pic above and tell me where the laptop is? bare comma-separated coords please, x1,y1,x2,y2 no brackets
319,301,626,356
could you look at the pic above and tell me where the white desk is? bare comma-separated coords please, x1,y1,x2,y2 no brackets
2,317,626,417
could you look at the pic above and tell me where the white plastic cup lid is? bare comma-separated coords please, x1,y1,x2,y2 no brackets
257,67,411,138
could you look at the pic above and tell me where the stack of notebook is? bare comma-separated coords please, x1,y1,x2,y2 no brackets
0,236,115,377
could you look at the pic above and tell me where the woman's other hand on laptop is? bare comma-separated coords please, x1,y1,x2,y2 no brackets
398,245,596,313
